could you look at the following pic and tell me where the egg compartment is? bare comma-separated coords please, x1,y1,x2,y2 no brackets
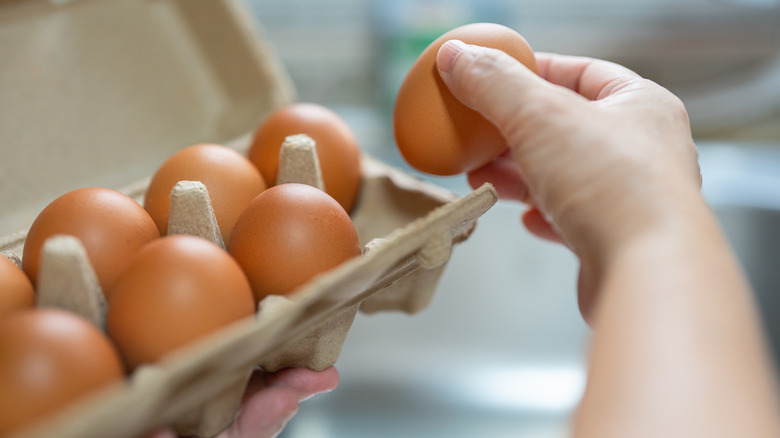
0,136,498,438
1,161,497,438
353,157,464,315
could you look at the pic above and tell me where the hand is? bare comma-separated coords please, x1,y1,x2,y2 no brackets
146,366,338,438
436,40,780,438
436,41,700,320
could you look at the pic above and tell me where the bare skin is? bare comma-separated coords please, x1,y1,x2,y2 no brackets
145,366,339,438
437,39,780,438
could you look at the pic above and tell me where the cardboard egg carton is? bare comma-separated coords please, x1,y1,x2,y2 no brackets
0,1,498,437
1,140,497,438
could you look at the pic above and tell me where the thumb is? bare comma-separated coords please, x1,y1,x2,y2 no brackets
436,40,581,151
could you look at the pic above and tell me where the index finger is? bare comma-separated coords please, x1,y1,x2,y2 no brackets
534,52,643,101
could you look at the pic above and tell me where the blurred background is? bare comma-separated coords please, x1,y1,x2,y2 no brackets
245,0,780,150
239,1,780,437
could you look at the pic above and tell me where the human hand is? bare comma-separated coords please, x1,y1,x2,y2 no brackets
434,38,780,438
436,41,701,319
146,366,338,438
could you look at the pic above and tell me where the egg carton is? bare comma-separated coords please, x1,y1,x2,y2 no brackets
0,137,497,438
0,1,498,436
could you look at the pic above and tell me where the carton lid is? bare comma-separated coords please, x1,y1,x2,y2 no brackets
0,0,294,233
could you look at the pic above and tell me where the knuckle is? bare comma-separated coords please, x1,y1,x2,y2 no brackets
671,96,692,126
502,90,578,146
452,49,508,95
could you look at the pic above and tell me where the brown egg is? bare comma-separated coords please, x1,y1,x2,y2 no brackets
144,143,267,245
394,22,538,176
0,255,35,320
0,309,124,436
228,183,362,303
248,103,362,213
106,235,255,370
22,187,160,294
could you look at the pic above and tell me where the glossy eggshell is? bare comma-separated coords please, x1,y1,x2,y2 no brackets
248,103,362,213
228,183,362,303
144,143,267,245
393,22,538,176
106,235,255,370
22,187,160,294
0,309,125,436
0,256,35,320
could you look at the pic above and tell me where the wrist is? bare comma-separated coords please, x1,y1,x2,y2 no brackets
575,180,729,321
575,172,705,256
567,173,715,284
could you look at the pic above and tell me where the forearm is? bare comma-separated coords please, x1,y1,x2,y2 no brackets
574,189,780,438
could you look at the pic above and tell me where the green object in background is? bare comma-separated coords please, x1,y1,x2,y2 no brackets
373,0,507,118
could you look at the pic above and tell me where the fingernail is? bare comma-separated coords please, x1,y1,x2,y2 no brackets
437,39,468,73
299,387,334,402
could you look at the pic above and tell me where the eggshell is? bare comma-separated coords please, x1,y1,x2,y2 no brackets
106,235,255,370
0,309,124,436
0,255,35,320
228,183,362,302
22,188,160,294
248,103,362,213
393,22,538,176
144,144,267,245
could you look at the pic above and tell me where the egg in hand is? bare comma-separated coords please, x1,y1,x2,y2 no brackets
394,22,537,176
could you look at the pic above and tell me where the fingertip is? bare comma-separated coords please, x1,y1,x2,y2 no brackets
436,39,468,74
466,170,486,191
236,386,300,437
268,366,340,401
468,155,530,203
521,207,565,244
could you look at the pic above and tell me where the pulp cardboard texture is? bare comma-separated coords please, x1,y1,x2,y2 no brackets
0,1,498,437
